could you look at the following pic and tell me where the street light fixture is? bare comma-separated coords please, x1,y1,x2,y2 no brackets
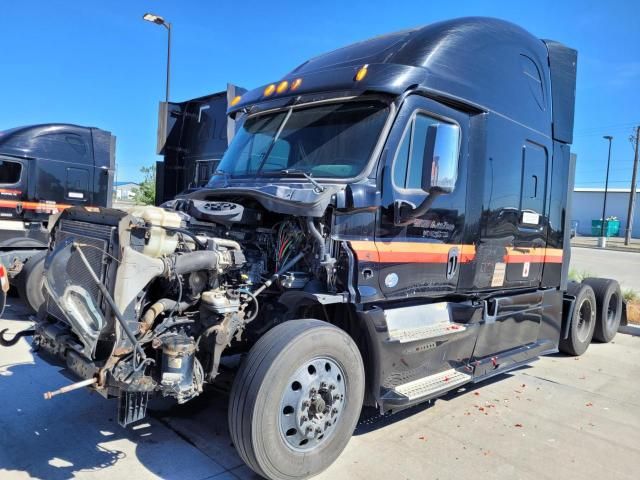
142,12,171,102
599,135,613,248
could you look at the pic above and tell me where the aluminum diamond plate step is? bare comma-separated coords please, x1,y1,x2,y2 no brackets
387,322,466,343
393,369,471,401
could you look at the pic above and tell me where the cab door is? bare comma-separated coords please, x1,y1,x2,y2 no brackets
375,95,470,300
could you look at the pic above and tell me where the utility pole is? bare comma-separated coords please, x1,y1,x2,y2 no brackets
625,126,640,245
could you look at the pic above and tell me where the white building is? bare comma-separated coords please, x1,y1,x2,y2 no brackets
114,181,138,201
571,187,640,238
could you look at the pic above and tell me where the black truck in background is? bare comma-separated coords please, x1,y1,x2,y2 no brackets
0,124,115,313
155,84,245,204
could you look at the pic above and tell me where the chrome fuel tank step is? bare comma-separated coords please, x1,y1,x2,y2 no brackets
384,301,467,343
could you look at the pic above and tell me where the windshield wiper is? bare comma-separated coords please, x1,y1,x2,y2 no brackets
261,169,326,193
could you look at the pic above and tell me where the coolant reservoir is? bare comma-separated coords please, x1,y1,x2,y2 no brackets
129,206,182,258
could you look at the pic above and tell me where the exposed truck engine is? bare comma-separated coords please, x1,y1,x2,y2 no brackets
35,200,342,415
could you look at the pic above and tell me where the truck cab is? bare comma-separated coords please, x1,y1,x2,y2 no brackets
0,124,115,311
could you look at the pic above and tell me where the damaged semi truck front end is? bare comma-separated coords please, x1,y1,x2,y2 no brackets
13,17,625,480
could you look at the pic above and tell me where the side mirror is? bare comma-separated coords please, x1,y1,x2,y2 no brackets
394,122,461,226
421,123,460,194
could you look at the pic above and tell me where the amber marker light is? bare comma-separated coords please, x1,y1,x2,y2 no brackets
230,95,242,106
264,84,276,96
290,78,302,91
355,64,368,81
276,80,289,94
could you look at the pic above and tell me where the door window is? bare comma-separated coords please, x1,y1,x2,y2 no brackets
392,113,442,190
0,159,22,184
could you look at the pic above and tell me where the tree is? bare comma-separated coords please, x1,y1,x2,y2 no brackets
132,165,156,205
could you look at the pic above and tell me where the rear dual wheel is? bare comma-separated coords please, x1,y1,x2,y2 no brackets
229,319,364,480
560,278,622,356
560,282,597,356
582,278,622,343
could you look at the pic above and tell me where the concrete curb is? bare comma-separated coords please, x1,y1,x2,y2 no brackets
619,324,640,336
571,244,640,254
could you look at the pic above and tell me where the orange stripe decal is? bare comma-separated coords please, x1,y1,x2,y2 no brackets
349,241,476,264
0,199,72,212
349,242,563,265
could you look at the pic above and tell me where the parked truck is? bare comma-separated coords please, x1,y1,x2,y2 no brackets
0,124,115,314
155,84,245,204
2,17,627,480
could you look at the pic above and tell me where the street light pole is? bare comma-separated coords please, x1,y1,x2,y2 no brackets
599,135,613,248
165,22,171,103
143,13,171,102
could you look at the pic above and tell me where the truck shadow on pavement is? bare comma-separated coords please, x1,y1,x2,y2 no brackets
0,346,236,480
0,337,533,480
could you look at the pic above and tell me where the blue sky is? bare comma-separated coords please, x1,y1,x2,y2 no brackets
2,1,638,187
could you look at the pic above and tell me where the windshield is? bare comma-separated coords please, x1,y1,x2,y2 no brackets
210,100,389,181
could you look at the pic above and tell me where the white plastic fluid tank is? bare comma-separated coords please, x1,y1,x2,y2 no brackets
129,206,182,257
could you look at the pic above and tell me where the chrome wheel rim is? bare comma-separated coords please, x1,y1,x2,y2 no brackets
279,356,346,452
576,298,594,343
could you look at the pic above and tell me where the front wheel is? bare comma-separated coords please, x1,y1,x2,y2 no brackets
229,319,365,480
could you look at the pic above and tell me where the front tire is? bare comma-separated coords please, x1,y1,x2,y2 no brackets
229,319,364,480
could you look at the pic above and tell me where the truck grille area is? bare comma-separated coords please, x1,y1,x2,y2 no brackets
46,219,116,322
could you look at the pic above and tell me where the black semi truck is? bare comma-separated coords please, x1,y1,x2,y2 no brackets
0,124,115,313
3,17,627,480
155,84,245,203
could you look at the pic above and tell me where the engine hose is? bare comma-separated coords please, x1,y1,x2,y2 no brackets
306,217,327,262
139,297,196,334
241,289,260,323
161,226,207,249
171,251,220,275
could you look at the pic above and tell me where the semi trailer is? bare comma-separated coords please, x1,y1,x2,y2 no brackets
0,124,115,314
1,17,627,480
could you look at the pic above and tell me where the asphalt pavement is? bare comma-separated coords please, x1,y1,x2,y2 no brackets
570,246,640,291
1,294,639,480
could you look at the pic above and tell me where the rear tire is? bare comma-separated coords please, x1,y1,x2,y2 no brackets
560,283,597,356
16,251,46,314
228,319,364,480
582,278,622,343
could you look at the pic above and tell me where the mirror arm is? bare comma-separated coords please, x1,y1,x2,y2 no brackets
395,189,442,226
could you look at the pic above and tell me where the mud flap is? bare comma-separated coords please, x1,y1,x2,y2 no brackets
118,391,149,427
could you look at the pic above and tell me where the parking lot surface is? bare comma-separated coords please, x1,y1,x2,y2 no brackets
1,296,639,480
571,246,640,291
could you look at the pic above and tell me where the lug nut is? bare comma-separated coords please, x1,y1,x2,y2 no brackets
329,384,336,390
315,427,322,433
333,394,341,400
332,407,338,414
320,381,327,389
302,400,310,408
301,416,308,422
310,387,317,395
